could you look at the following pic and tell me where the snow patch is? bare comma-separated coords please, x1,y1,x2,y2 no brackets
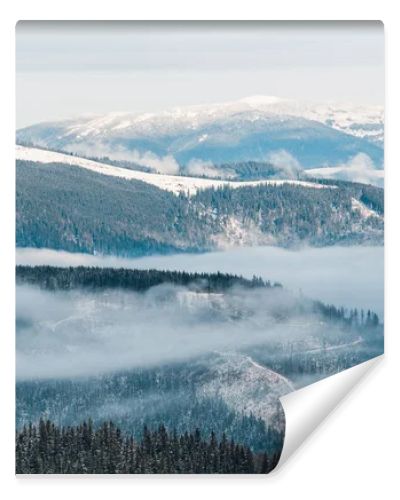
211,216,276,250
351,198,381,219
198,352,293,430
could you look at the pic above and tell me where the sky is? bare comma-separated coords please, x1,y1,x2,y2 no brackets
16,21,384,128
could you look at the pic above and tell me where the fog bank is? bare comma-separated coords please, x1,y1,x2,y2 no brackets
16,283,337,379
16,246,384,318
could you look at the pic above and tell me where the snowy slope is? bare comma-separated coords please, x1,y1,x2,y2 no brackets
16,96,384,170
198,352,293,431
16,145,333,196
238,96,384,145
21,96,383,144
351,198,381,219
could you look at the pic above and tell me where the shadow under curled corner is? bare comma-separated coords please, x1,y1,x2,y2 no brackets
273,354,383,471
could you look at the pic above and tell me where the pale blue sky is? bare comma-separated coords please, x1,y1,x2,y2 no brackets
16,21,384,128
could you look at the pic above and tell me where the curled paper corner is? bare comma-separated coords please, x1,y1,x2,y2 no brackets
276,354,384,470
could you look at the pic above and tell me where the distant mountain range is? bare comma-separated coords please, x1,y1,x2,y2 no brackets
16,96,384,174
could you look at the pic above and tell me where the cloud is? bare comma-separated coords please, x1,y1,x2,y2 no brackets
17,282,336,379
16,243,383,380
306,153,384,187
185,159,223,179
265,150,303,179
64,142,180,175
16,245,384,320
335,153,384,186
130,151,180,175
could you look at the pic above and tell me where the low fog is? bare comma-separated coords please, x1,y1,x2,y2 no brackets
266,150,303,179
16,282,347,380
64,142,180,175
16,245,384,318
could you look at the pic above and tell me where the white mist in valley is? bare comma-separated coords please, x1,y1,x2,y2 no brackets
16,282,338,380
16,245,384,318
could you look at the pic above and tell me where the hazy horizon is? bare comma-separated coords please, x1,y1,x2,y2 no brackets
16,21,384,128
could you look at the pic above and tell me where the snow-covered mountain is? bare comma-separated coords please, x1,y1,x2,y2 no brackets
16,144,384,256
238,96,384,145
16,96,384,171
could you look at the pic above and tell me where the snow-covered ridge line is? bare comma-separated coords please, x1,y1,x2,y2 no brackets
16,145,334,195
35,95,383,145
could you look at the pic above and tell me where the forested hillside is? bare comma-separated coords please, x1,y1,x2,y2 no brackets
15,266,383,471
16,160,384,257
16,366,284,456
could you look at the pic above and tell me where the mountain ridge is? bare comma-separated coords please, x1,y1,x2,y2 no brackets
16,149,384,257
16,96,384,171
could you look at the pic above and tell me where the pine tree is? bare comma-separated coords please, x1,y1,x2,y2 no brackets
16,419,278,474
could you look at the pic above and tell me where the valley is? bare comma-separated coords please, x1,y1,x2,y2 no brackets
16,266,383,462
15,132,385,473
14,23,385,476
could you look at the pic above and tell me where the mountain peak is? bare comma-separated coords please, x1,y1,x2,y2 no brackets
239,95,289,106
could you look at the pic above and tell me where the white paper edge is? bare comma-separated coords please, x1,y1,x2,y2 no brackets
276,354,383,469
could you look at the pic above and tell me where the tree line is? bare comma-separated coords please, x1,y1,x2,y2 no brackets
16,265,275,292
16,265,381,328
16,419,280,474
